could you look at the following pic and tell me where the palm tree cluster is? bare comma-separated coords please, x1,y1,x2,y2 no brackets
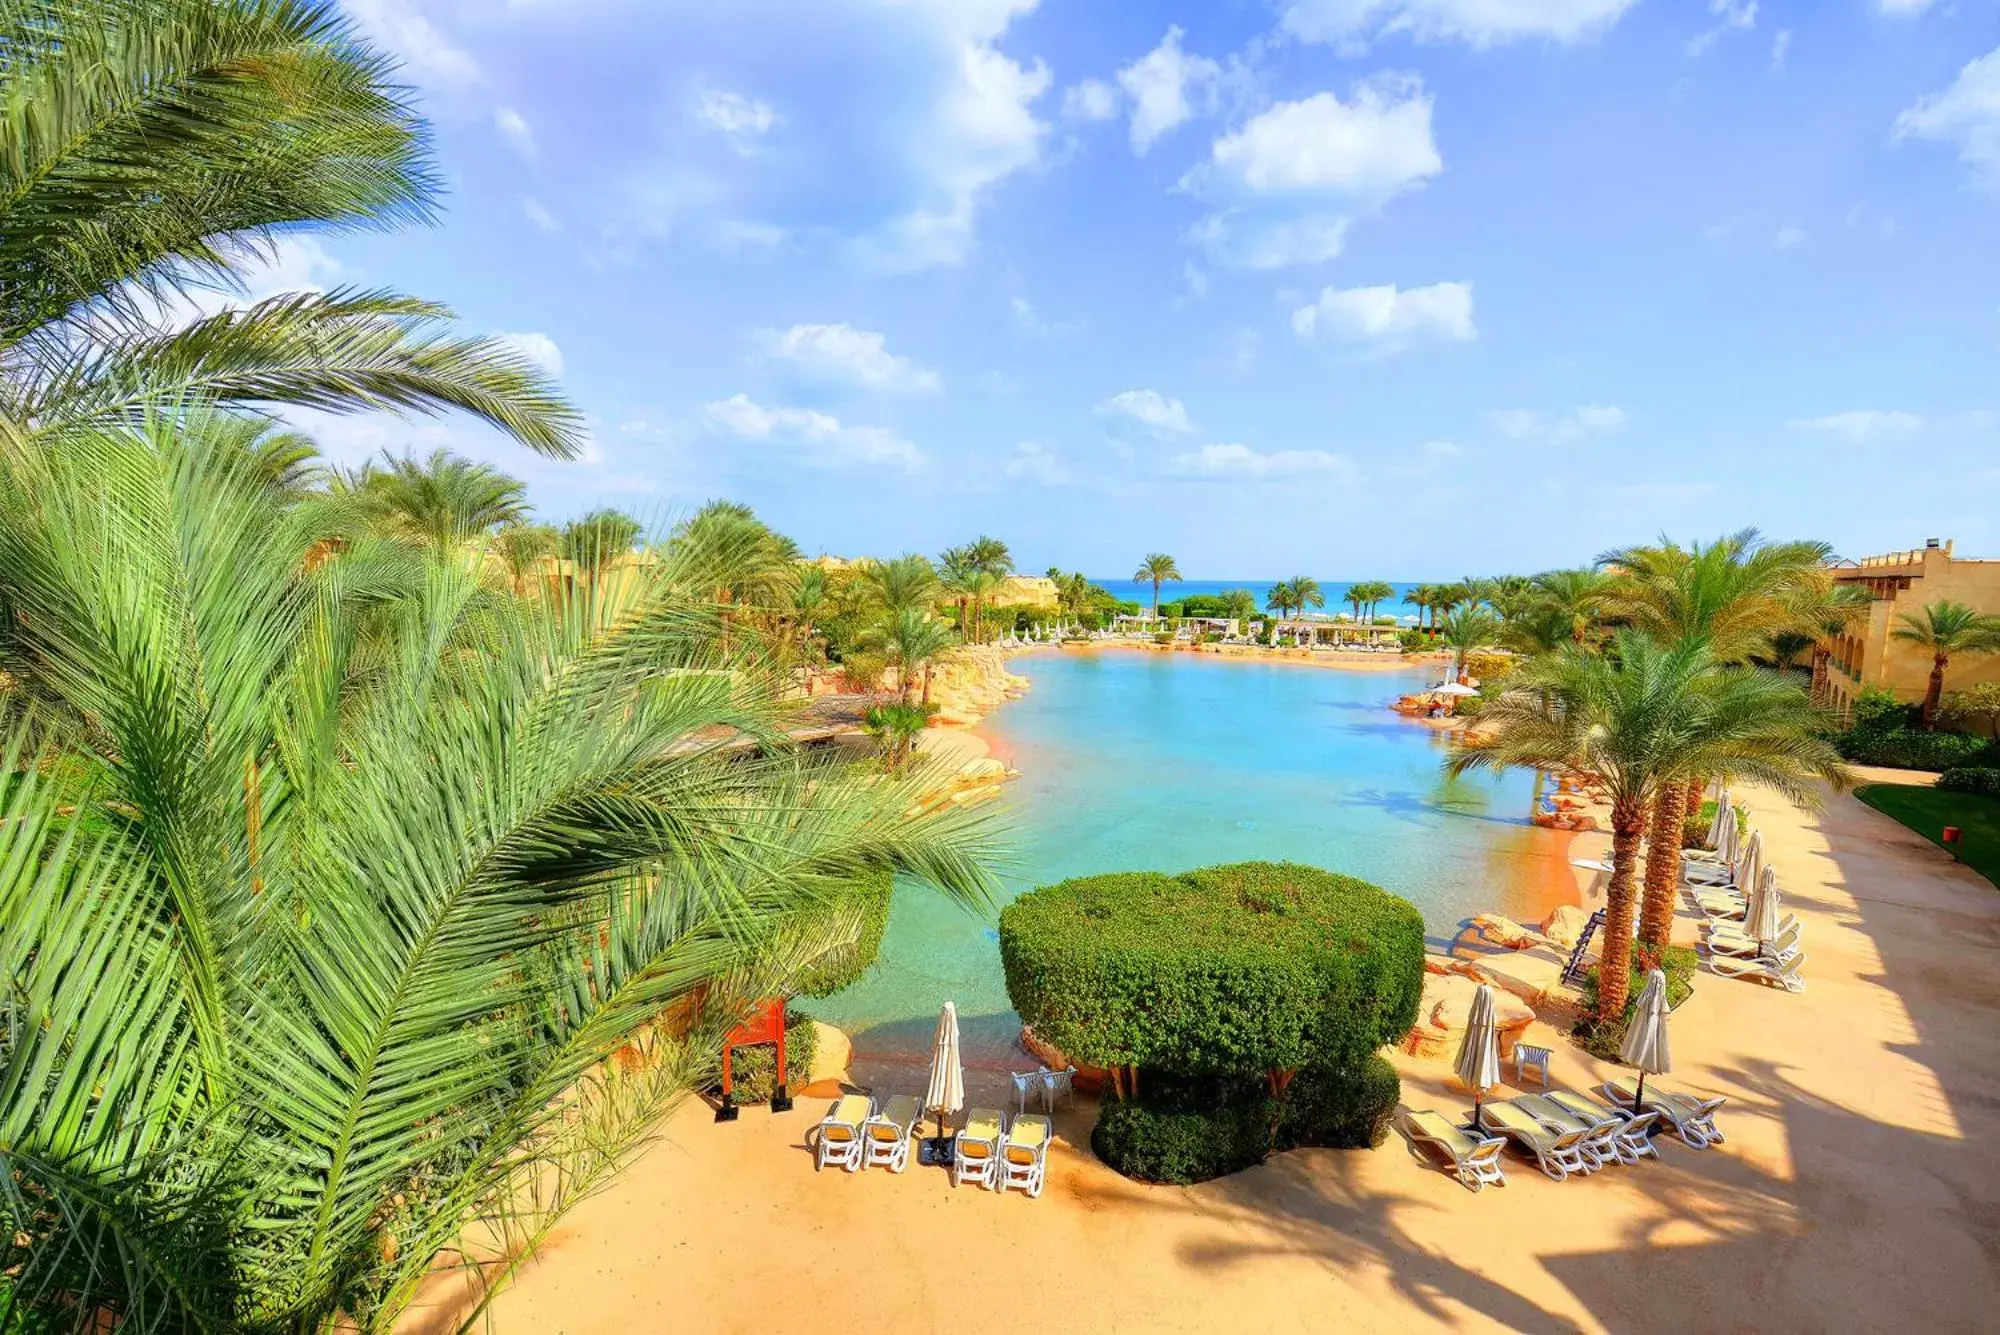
0,6,998,1328
939,536,1015,643
1445,532,1859,1024
1265,574,1323,620
1342,580,1395,622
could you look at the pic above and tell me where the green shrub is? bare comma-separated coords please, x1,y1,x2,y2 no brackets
1574,945,1697,1060
1398,629,1428,653
1837,727,1996,770
999,862,1426,1076
726,1010,819,1103
1273,1054,1401,1151
788,869,894,998
1090,1074,1278,1184
1938,767,2000,796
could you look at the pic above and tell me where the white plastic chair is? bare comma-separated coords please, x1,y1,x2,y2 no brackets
1041,1065,1076,1112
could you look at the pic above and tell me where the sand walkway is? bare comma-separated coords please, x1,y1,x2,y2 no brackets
405,774,2000,1333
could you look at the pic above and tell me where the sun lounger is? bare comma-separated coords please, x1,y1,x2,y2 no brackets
1402,1110,1508,1191
1514,1094,1621,1171
862,1094,920,1172
1708,949,1806,992
1705,919,1801,962
1477,1102,1591,1181
811,1093,874,1172
997,1113,1051,1197
953,1108,1004,1189
1600,1078,1726,1148
1542,1090,1662,1164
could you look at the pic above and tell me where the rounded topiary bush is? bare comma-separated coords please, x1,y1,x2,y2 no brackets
999,861,1426,1076
1090,1074,1279,1185
1272,1054,1402,1151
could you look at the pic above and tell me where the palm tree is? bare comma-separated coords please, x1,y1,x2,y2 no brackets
877,606,959,705
1893,601,2000,729
1350,579,1394,622
1438,607,1499,682
864,702,934,775
561,509,643,584
0,414,995,1329
1449,633,1846,1019
962,569,1003,643
1343,584,1366,621
865,553,941,620
1134,553,1181,616
1266,580,1298,622
492,521,559,596
966,535,1014,580
1219,588,1259,626
358,448,529,552
1403,585,1434,632
0,0,580,460
1531,568,1610,644
1291,575,1326,616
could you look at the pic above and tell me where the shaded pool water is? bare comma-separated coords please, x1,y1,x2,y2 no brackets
804,650,1572,1063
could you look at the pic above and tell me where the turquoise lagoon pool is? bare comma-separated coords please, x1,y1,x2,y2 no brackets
804,649,1572,1063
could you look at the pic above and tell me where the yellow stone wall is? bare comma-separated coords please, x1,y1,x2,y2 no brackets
1825,541,2000,712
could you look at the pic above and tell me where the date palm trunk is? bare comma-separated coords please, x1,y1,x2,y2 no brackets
1598,796,1645,1023
1639,784,1686,963
1922,652,1948,729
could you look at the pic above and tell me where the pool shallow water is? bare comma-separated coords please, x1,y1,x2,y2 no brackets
804,649,1573,1063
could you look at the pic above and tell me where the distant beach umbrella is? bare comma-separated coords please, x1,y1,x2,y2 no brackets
1736,829,1763,897
1711,800,1738,865
1743,866,1783,949
1619,969,1673,1107
1455,983,1502,1129
1433,682,1479,697
923,1001,964,1162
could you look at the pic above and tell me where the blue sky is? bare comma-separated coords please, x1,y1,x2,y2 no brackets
276,0,2000,579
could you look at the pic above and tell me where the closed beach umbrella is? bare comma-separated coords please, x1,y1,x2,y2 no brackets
1743,865,1783,949
1709,797,1737,863
923,1001,964,1160
1735,829,1763,895
1455,984,1502,1129
1620,969,1673,1107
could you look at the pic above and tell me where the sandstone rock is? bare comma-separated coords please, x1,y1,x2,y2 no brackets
1470,913,1541,950
1403,971,1537,1062
1543,905,1590,949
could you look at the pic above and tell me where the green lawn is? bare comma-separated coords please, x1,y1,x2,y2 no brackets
1857,783,2000,890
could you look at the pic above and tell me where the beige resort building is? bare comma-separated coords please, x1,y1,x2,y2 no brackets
1822,538,2000,714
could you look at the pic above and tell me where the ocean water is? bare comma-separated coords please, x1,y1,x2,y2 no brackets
1090,578,1427,619
804,649,1575,1063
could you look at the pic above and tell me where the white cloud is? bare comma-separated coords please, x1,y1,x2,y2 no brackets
1774,224,1804,249
1094,389,1195,436
1204,82,1440,197
1117,26,1221,154
1290,281,1476,349
698,90,778,138
343,0,480,88
1687,0,1757,58
1787,410,1924,443
702,394,923,469
863,4,1052,270
1062,78,1119,122
761,323,940,393
1771,29,1792,70
1418,439,1461,460
1011,296,1079,338
1879,0,1937,13
1280,0,1637,50
1185,77,1439,269
497,332,564,378
1004,441,1070,484
1169,442,1356,478
494,107,535,160
521,197,560,233
1488,403,1625,443
1895,47,2000,191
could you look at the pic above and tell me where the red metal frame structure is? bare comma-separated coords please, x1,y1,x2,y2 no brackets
715,997,791,1121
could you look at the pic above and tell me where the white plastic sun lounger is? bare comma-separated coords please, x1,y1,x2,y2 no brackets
1515,1094,1621,1172
1403,1110,1508,1192
1478,1102,1591,1181
861,1094,920,1172
1706,919,1802,962
997,1113,1051,1197
1708,949,1807,992
811,1093,874,1172
953,1108,1004,1189
1601,1078,1726,1148
1544,1090,1662,1164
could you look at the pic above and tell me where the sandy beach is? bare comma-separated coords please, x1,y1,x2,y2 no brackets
394,764,2000,1334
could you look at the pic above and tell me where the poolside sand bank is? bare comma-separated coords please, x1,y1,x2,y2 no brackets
398,775,2000,1333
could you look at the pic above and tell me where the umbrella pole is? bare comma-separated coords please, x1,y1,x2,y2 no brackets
1633,1072,1646,1109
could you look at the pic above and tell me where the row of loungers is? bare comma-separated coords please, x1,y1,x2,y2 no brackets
1406,1079,1727,1191
1683,834,1809,993
809,1094,1051,1197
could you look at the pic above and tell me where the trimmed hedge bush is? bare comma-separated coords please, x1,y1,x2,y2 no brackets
1837,727,1997,771
1938,767,2000,796
999,862,1426,1076
1272,1054,1402,1151
1090,1074,1279,1185
787,869,894,999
